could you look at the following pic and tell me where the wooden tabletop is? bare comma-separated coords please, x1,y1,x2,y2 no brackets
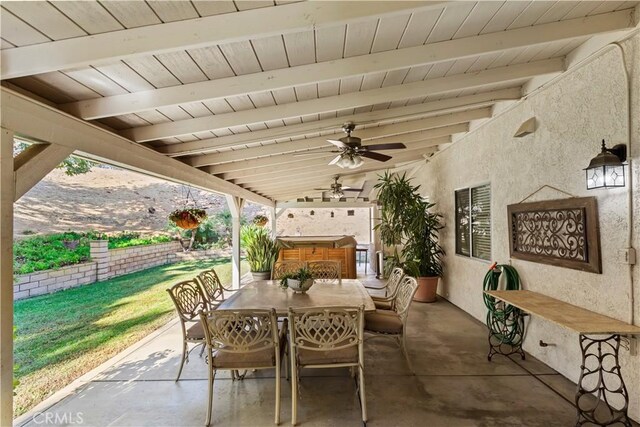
218,279,376,315
485,290,640,335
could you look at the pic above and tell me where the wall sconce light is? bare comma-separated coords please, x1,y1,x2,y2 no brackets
330,211,335,218
310,210,315,216
584,139,627,190
287,213,294,219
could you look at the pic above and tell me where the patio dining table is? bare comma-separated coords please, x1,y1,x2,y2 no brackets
218,279,376,315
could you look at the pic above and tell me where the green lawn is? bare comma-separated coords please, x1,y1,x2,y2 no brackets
13,258,248,416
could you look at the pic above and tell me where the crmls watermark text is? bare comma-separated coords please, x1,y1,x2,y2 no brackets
32,412,84,425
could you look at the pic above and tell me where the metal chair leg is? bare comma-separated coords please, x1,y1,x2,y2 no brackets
175,341,187,382
275,360,281,425
358,364,367,423
205,369,216,426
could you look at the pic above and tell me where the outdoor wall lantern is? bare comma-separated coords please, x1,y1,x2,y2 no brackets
584,140,626,190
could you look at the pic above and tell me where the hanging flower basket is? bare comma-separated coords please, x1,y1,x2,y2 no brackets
169,208,208,230
253,214,268,227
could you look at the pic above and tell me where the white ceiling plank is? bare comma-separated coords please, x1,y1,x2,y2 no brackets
134,110,171,124
121,59,560,141
93,62,156,92
1,38,16,49
315,24,346,62
123,56,181,88
535,2,583,25
562,2,604,20
192,0,237,16
2,1,453,79
155,51,209,84
235,1,275,11
272,87,298,105
0,8,51,46
98,1,161,28
219,40,263,74
318,80,340,98
32,72,100,100
283,30,316,66
180,101,215,118
590,1,629,15
506,2,556,29
187,46,236,79
340,76,363,95
7,77,74,104
155,88,520,156
198,123,466,172
62,68,128,97
58,9,634,121
371,13,411,53
156,105,193,121
427,2,476,43
1,86,273,206
146,1,199,22
453,2,504,38
2,1,86,40
343,20,378,57
50,1,124,34
481,1,532,34
226,95,256,112
185,110,485,166
249,92,276,108
398,9,442,48
203,99,234,114
252,35,290,71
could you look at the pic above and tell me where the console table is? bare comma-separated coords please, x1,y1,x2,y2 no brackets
484,290,640,427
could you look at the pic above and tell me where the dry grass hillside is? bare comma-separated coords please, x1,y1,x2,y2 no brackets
14,167,262,237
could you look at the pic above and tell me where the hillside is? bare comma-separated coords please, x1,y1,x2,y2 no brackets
14,167,262,237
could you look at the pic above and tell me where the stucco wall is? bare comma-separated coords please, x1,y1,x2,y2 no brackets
276,208,371,244
411,34,640,421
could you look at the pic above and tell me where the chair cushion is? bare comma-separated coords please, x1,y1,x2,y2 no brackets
186,322,205,340
297,345,358,366
374,300,392,310
212,347,276,369
365,310,403,334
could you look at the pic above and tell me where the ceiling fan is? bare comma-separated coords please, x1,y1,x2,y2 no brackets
313,176,363,199
307,122,407,169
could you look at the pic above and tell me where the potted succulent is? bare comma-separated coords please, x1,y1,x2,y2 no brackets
169,207,207,230
374,172,445,302
253,214,269,227
279,267,314,293
241,224,280,280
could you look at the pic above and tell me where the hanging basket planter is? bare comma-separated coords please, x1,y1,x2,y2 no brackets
169,208,208,230
253,214,268,227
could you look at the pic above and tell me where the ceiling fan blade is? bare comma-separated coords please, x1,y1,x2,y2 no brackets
313,187,331,191
343,188,364,192
327,139,347,148
360,151,392,162
328,155,342,165
363,142,406,151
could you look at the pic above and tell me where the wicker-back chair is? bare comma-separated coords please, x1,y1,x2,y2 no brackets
199,309,284,425
287,306,366,425
197,268,226,310
166,279,208,381
364,276,419,367
271,260,306,280
307,260,341,284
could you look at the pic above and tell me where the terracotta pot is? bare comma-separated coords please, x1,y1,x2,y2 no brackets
174,217,201,230
413,276,439,303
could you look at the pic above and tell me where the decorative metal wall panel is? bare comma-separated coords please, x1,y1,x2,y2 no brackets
507,197,601,273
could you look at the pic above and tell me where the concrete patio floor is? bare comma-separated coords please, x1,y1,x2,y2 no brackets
15,275,596,427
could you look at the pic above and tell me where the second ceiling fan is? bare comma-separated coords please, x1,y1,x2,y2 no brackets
321,122,407,169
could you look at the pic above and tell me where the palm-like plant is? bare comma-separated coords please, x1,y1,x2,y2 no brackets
241,224,280,273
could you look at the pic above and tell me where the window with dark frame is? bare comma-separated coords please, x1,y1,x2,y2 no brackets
455,184,491,261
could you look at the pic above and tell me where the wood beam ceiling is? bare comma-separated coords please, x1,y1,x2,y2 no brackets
156,88,520,157
56,10,634,120
1,1,454,79
121,59,563,142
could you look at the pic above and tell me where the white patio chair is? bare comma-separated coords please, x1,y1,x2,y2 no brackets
307,260,341,284
271,260,307,280
368,267,405,309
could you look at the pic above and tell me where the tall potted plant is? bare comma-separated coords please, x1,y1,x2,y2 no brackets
374,172,445,302
241,224,280,280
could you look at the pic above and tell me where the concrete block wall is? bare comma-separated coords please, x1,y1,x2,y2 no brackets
13,262,97,300
13,240,182,300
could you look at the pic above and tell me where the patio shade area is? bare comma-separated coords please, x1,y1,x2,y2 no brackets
15,286,585,427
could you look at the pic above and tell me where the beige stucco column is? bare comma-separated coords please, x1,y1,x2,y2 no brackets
0,128,15,425
226,195,245,289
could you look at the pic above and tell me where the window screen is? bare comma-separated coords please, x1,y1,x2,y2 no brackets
455,184,491,261
455,189,470,256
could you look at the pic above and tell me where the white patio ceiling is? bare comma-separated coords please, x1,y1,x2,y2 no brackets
1,0,638,204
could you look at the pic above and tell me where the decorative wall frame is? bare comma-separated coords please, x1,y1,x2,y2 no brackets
507,197,601,273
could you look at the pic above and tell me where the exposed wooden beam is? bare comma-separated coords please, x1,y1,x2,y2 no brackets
59,10,634,120
199,123,463,171
230,136,451,186
0,87,273,207
0,128,14,427
13,143,75,201
183,109,487,166
1,1,453,80
158,88,520,157
276,201,374,208
121,59,562,142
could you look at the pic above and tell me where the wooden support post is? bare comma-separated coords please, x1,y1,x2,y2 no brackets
13,142,74,201
226,195,245,289
270,206,277,240
0,128,15,425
